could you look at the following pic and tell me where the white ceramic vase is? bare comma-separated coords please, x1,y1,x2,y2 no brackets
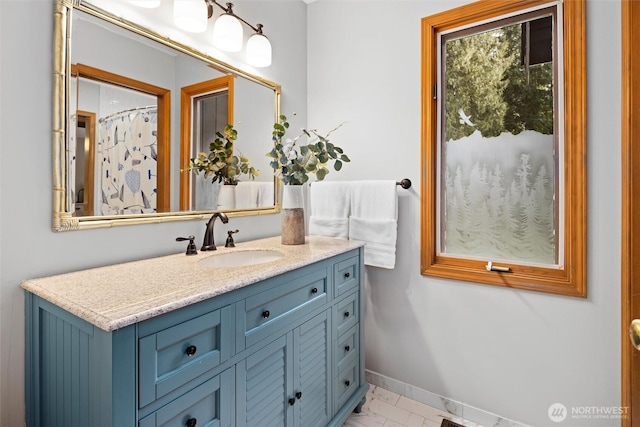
217,184,236,209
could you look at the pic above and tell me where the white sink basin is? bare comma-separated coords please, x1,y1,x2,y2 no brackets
198,249,284,268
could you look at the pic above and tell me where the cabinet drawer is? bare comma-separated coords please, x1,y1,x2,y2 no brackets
334,256,359,296
333,291,358,338
243,268,328,348
335,324,359,372
139,305,233,408
335,358,359,410
139,367,233,427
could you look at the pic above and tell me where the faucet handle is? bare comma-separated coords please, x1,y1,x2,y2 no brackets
176,235,198,256
225,229,239,248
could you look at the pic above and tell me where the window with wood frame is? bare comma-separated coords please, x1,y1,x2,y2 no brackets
420,0,586,297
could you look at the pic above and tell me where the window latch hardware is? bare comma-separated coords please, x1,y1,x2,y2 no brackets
486,261,511,273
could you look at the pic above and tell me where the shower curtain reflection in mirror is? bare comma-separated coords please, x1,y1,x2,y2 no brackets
71,75,159,216
98,106,158,215
69,63,170,217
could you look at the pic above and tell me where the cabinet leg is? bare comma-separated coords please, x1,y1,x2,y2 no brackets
354,396,366,413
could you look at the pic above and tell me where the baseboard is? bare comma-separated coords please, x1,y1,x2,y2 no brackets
364,369,530,427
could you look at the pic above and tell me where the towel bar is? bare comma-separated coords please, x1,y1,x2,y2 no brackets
396,179,412,189
310,179,412,189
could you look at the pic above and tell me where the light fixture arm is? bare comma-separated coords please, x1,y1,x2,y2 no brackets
205,0,264,34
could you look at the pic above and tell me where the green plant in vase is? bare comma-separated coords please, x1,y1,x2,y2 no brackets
189,124,259,185
266,114,350,185
266,114,350,244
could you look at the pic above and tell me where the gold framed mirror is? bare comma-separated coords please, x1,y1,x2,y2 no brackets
52,0,281,231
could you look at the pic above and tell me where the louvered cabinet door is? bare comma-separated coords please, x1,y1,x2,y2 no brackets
292,310,331,427
236,334,293,427
236,310,331,427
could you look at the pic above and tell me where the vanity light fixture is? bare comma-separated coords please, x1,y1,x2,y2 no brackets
245,24,272,68
211,3,243,52
206,0,272,67
130,0,161,8
174,0,209,33
132,0,272,67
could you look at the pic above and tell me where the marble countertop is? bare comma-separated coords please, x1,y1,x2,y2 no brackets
21,236,363,332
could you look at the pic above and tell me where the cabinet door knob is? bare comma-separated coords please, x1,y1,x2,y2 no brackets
344,311,350,318
311,287,318,294
344,272,351,279
345,345,350,352
344,380,351,387
185,345,197,357
262,310,270,319
288,397,296,406
186,418,197,427
295,391,302,399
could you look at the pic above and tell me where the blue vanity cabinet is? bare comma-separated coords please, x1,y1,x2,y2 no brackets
24,247,368,427
331,257,364,422
138,305,234,409
235,310,331,427
24,296,138,427
138,368,234,427
135,298,236,423
24,290,236,427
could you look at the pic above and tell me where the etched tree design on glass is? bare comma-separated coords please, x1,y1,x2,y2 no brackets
441,14,557,265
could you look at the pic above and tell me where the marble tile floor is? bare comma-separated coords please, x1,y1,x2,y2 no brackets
344,385,484,427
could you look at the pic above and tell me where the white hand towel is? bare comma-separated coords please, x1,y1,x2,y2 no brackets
308,181,351,239
349,180,398,268
257,182,275,207
235,182,259,209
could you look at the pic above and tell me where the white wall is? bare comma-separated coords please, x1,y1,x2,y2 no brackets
307,1,621,426
0,1,306,425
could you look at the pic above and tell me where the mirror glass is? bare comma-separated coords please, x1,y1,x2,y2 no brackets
53,1,280,231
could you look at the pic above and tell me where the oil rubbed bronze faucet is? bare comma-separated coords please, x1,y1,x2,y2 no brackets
201,212,229,251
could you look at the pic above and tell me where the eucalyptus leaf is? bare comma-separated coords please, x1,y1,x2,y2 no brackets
267,114,350,185
316,168,328,180
189,123,259,185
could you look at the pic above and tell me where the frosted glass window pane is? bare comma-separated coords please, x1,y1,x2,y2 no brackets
438,8,559,267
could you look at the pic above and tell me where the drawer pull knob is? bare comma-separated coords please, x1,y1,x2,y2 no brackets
344,311,350,318
185,345,197,357
311,287,318,294
186,418,197,427
344,380,351,387
344,272,351,279
296,391,302,399
288,397,296,406
262,310,270,319
345,345,350,352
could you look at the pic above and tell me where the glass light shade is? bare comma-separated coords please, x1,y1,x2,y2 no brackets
130,0,161,8
213,14,243,52
246,33,272,67
173,0,208,33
